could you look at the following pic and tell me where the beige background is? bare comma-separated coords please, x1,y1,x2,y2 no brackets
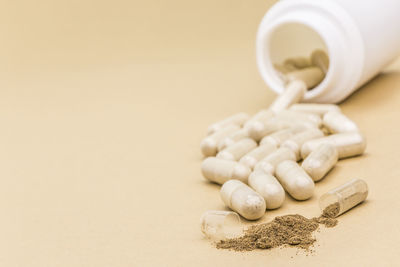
1,0,400,266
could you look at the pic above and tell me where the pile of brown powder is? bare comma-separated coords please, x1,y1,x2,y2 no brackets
216,204,339,252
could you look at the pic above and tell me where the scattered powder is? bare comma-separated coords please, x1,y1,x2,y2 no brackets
216,207,339,252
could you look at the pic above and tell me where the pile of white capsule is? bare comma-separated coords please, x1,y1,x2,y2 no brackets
200,50,366,222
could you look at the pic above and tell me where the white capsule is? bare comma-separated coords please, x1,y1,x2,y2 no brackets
201,157,251,184
323,111,359,133
276,160,315,200
207,112,249,135
319,178,368,217
281,129,324,160
301,144,338,182
220,180,266,220
289,103,341,116
239,143,278,170
200,210,242,240
269,80,307,114
301,132,367,159
276,110,322,127
286,66,325,89
283,57,311,69
311,49,330,74
274,63,296,74
248,170,285,209
218,128,249,151
254,147,297,175
260,124,308,147
243,109,274,130
217,138,257,161
200,125,240,157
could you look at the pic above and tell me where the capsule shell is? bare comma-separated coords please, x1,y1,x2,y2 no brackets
276,160,315,200
239,143,277,170
301,144,338,182
218,128,249,151
260,125,308,147
207,113,249,135
220,180,266,220
301,132,366,159
283,57,311,69
281,129,324,160
201,125,240,157
269,80,307,114
248,170,285,209
217,138,257,161
254,147,297,175
311,49,330,74
286,67,325,89
276,110,322,128
289,103,341,116
319,178,368,217
323,111,359,133
201,157,251,184
243,109,274,130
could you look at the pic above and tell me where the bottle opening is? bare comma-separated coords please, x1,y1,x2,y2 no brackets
259,22,332,100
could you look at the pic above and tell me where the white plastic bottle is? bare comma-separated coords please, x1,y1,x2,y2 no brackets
256,0,400,103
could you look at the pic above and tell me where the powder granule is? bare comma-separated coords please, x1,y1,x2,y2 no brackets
216,213,338,252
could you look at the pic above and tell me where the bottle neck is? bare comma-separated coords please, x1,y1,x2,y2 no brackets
256,0,365,103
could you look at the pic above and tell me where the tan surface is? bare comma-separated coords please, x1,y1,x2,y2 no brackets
1,0,400,266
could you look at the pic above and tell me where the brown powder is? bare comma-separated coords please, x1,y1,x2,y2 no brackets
216,208,339,252
322,202,340,218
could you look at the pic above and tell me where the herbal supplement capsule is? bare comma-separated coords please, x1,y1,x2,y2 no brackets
239,143,277,170
201,157,251,184
244,109,274,130
289,103,341,116
207,112,249,135
311,49,330,74
269,80,307,114
276,110,322,127
319,178,368,218
283,57,311,69
248,170,285,209
254,147,296,175
260,124,308,147
200,210,242,240
323,111,359,133
276,160,315,200
301,144,338,182
281,129,324,161
217,138,257,161
218,128,249,151
301,132,366,159
201,125,240,157
220,180,266,220
286,66,325,89
274,63,296,74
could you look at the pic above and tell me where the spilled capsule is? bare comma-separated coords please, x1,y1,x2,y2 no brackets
239,143,277,170
218,128,249,151
254,147,297,175
289,103,341,116
281,128,324,161
260,124,308,147
221,180,266,220
217,138,257,161
323,111,359,133
200,125,240,157
248,170,285,209
201,157,251,185
301,132,366,159
276,160,315,201
269,80,307,114
207,112,249,135
301,144,338,182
